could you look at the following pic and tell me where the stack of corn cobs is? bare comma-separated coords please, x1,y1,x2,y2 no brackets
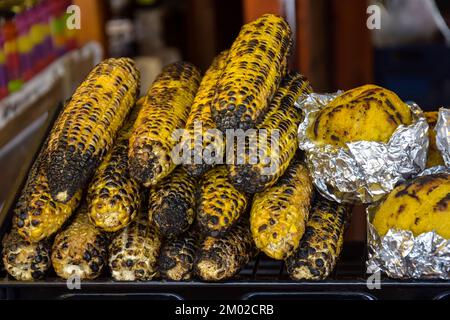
2,14,351,282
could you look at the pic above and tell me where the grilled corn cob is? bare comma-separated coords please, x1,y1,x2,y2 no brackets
211,14,292,131
2,230,51,281
425,112,445,168
13,151,82,243
286,198,350,280
129,62,201,187
182,51,229,177
109,215,161,281
149,167,197,237
309,85,413,147
195,220,256,281
51,206,109,280
228,72,312,194
87,103,143,232
373,173,450,239
250,155,314,260
158,227,200,281
46,58,139,203
197,166,248,236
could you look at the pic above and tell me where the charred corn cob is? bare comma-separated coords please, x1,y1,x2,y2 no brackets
286,198,350,280
13,150,82,243
228,72,312,194
87,103,143,232
46,58,139,203
158,227,200,281
251,155,314,260
182,51,229,177
195,220,256,281
149,167,197,237
109,215,161,281
309,85,413,147
129,62,201,187
211,14,292,131
52,206,109,280
373,173,450,239
2,230,51,281
425,112,445,168
197,166,248,236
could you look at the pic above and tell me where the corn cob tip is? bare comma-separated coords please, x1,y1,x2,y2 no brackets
228,164,265,194
128,144,170,187
158,229,199,281
2,231,51,281
109,219,161,281
51,208,109,280
195,259,223,281
153,195,195,237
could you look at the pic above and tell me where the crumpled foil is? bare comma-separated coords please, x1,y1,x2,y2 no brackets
366,167,450,279
297,93,429,204
436,108,450,166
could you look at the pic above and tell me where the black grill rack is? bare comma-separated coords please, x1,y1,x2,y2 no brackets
1,104,450,300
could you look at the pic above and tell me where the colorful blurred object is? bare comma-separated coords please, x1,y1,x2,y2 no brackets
0,0,78,101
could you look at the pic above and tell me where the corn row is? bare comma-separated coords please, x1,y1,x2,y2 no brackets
2,230,51,281
195,219,256,281
46,58,140,203
182,51,229,177
228,72,312,194
212,14,292,131
286,198,350,280
109,215,161,281
51,206,109,280
87,102,143,232
158,227,200,281
14,150,82,243
149,167,197,237
129,62,201,187
197,166,248,237
251,155,314,260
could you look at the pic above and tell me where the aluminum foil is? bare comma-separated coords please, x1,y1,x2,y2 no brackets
436,108,450,166
297,93,429,204
367,167,450,279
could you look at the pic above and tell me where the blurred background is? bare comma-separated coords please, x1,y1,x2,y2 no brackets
1,0,450,240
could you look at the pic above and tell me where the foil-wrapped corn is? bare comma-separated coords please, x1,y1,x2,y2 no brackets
372,173,450,239
425,112,445,168
308,85,413,147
